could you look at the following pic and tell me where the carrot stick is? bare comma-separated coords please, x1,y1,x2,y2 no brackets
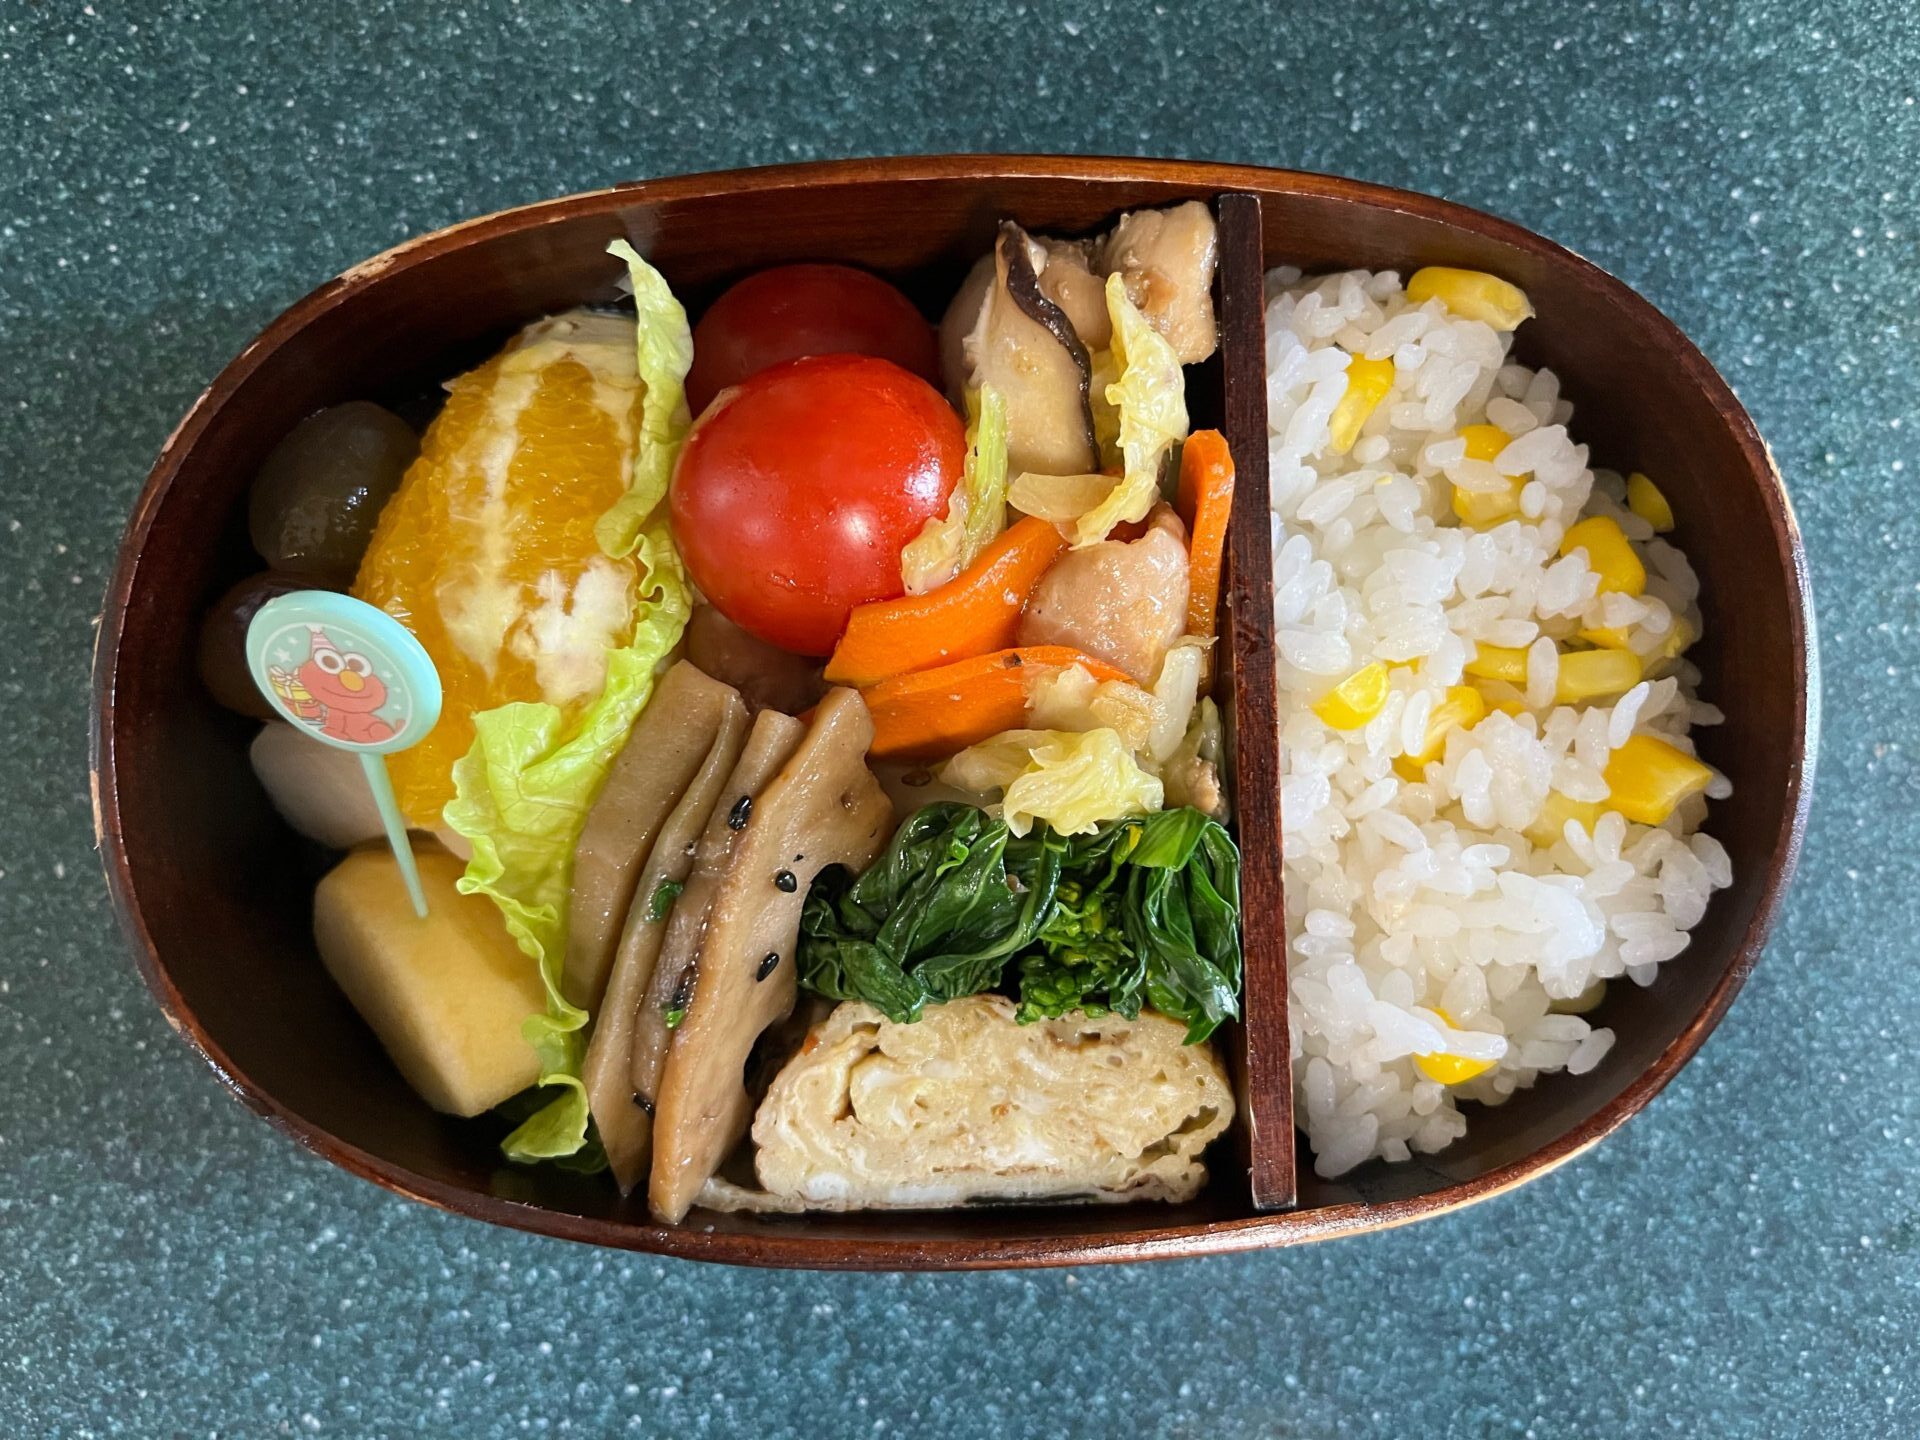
824,516,1067,687
1177,430,1235,648
864,646,1129,759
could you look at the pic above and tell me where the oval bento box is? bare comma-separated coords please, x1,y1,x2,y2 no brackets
90,155,1814,1269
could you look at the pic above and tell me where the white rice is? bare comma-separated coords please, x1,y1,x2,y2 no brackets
1265,267,1733,1178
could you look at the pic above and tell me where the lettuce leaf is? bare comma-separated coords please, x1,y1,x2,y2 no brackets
1006,274,1187,548
899,384,1009,594
446,240,696,1163
445,525,691,1160
595,241,695,560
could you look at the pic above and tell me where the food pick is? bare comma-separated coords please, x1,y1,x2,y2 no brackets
245,591,443,916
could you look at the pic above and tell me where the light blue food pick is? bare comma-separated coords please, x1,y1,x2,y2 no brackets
245,591,444,917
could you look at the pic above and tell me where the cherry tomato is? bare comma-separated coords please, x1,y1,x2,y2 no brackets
670,354,965,656
684,264,940,415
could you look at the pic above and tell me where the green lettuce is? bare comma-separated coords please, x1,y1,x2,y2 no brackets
445,529,690,1161
898,384,1009,594
595,240,695,560
445,241,696,1164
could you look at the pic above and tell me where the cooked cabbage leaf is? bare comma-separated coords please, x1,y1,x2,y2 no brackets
1006,273,1187,548
444,527,691,1161
942,726,1162,837
900,384,1009,594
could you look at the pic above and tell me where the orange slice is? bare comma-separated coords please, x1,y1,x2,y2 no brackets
354,311,643,825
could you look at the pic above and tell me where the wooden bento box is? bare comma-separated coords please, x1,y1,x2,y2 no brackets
91,156,1814,1268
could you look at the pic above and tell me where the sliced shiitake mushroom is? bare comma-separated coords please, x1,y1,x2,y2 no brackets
683,604,827,716
939,222,1098,477
1034,237,1111,352
648,688,893,1224
564,663,749,1011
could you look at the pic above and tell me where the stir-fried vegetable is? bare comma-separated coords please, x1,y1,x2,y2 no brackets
1176,429,1235,654
798,803,1241,1043
824,515,1065,686
898,385,1012,594
942,726,1163,836
1007,274,1188,548
861,645,1126,759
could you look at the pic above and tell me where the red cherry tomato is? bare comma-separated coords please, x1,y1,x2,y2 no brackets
684,264,940,415
670,355,965,656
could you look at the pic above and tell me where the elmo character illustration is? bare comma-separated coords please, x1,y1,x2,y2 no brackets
294,626,395,745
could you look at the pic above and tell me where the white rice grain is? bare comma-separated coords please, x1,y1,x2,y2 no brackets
1266,266,1733,1177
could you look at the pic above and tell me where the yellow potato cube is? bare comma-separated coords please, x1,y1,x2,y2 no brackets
314,845,545,1117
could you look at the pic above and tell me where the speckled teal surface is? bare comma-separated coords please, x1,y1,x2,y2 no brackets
3,1,1916,1435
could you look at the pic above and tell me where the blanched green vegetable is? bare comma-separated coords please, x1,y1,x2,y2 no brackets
798,803,1240,1043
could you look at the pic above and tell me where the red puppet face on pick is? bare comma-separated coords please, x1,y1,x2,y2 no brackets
297,628,388,713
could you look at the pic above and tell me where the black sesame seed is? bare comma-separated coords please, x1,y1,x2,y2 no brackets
756,952,781,982
774,869,798,892
631,1091,654,1117
727,795,752,830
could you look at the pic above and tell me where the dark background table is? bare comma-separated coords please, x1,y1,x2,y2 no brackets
4,2,1915,1435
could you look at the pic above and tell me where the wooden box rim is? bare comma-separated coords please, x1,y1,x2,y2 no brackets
90,154,1816,1270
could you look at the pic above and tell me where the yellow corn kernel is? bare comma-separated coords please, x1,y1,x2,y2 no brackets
1556,647,1644,704
1602,734,1714,825
1452,476,1525,527
1627,472,1675,532
1560,515,1646,596
1407,267,1535,330
1654,617,1695,664
1549,978,1609,1015
1472,679,1530,716
1465,643,1529,685
1400,686,1488,773
1414,1006,1497,1086
1313,661,1391,730
1579,625,1633,650
1524,789,1607,847
1329,356,1396,454
1459,424,1509,463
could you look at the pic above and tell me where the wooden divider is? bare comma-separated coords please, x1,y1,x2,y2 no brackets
1214,192,1295,1210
